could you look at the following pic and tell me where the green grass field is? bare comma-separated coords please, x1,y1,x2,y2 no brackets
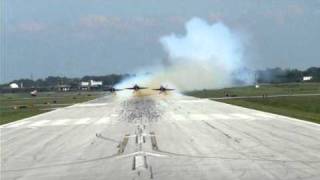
186,82,320,98
186,83,320,123
0,91,105,125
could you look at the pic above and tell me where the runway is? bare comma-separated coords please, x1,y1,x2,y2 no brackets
1,94,320,180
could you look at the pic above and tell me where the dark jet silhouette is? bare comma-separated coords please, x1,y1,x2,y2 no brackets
125,84,148,91
152,85,174,93
104,86,122,93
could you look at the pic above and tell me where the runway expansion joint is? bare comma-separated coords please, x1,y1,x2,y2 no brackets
150,132,159,151
117,134,129,154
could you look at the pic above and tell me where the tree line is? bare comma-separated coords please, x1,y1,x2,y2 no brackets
256,67,320,83
1,67,319,89
1,74,129,89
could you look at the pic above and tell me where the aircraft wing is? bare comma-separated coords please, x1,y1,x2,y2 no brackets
165,88,175,91
152,88,175,91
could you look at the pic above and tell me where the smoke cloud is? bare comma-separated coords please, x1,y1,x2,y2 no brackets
116,17,254,93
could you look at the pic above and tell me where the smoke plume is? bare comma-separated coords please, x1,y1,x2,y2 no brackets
116,17,253,93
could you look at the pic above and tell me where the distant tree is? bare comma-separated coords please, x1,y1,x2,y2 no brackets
256,67,320,83
285,69,302,82
11,79,35,87
2,67,319,90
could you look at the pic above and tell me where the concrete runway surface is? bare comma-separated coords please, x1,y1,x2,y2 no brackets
1,94,320,180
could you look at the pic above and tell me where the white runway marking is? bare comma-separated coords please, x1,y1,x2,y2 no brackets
95,117,110,124
253,112,274,118
134,155,145,169
74,118,91,125
189,114,211,120
231,113,255,120
49,119,72,126
73,103,109,107
210,114,230,119
111,114,118,117
4,121,30,128
28,120,50,127
2,117,107,128
172,114,185,121
179,100,207,103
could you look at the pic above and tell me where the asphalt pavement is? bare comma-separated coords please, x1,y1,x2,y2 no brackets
1,94,320,180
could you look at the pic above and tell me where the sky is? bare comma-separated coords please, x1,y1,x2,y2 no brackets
1,0,320,83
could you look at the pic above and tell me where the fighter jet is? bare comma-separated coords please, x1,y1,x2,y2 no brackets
152,85,174,93
125,84,148,91
104,87,122,93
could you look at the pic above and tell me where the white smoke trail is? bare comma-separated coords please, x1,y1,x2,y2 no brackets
116,17,254,93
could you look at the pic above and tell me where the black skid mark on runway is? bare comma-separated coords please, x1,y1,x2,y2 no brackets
203,121,241,143
119,98,162,123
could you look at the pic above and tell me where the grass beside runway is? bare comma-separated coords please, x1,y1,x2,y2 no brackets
218,96,320,123
186,83,320,124
186,82,320,98
0,91,106,125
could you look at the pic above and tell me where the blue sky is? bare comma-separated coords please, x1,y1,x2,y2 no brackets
1,0,320,82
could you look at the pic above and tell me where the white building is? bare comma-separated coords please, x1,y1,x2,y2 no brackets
90,80,103,87
81,81,90,87
303,76,313,81
80,80,103,90
80,81,90,90
9,83,19,89
57,85,71,91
